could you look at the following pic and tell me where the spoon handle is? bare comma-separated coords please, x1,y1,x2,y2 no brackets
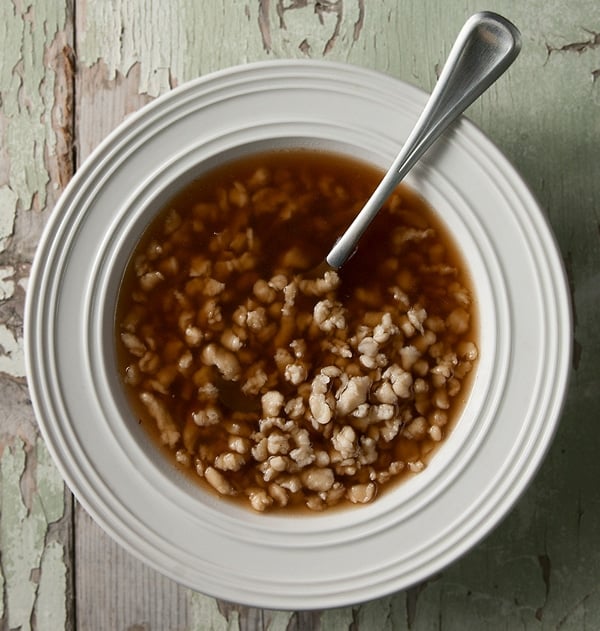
326,11,521,270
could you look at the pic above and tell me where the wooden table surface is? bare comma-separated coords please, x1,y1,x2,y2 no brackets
1,1,598,629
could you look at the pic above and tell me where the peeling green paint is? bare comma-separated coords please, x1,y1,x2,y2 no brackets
354,595,399,631
0,323,25,377
188,591,240,630
319,606,357,631
76,0,368,98
252,0,365,58
0,265,15,301
265,610,294,631
78,0,187,97
0,438,66,631
0,186,18,254
35,541,67,631
0,0,66,211
34,438,65,524
0,541,3,627
77,0,269,97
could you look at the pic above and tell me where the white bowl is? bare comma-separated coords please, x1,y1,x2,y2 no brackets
24,60,571,609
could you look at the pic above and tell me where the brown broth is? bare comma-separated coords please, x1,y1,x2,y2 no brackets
116,149,478,513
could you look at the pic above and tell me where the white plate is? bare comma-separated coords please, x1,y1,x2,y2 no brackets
25,60,571,609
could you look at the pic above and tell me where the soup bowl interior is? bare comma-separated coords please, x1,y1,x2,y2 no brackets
91,134,500,538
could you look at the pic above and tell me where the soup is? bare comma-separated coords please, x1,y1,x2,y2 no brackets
116,150,478,512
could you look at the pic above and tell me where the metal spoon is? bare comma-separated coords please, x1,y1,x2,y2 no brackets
325,11,521,270
219,12,521,412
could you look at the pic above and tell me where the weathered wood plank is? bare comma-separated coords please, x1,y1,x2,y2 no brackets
74,511,192,630
0,0,74,629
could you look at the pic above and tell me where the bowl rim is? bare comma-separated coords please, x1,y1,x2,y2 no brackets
90,133,502,536
24,59,572,609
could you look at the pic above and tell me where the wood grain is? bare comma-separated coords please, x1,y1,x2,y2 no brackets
1,0,599,629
